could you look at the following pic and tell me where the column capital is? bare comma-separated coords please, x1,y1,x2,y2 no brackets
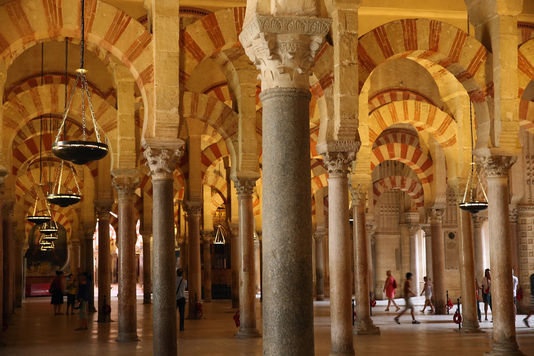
80,223,96,240
232,177,256,197
112,170,140,199
477,155,517,178
472,213,486,228
142,138,184,180
184,200,202,216
202,231,213,243
428,208,444,223
408,224,420,236
322,151,356,178
349,184,366,205
239,14,331,91
2,199,14,217
95,200,114,218
313,228,326,241
421,224,431,236
509,206,519,223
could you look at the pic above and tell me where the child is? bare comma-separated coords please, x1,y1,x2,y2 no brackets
394,272,420,325
420,276,435,313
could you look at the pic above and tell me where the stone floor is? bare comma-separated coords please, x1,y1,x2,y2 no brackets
1,291,534,355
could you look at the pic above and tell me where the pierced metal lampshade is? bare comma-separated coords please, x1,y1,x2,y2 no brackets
27,214,52,225
40,220,58,234
52,140,108,165
459,162,488,214
47,161,82,207
43,233,58,241
214,224,226,245
27,185,52,224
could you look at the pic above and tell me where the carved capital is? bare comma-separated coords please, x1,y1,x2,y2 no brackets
323,151,355,178
142,139,184,180
421,224,431,236
184,200,202,217
232,177,256,197
429,208,444,224
313,228,326,241
365,221,376,235
202,231,214,243
478,155,517,178
472,213,486,228
2,200,14,218
112,171,140,200
239,14,331,91
349,184,367,206
95,200,113,220
408,224,420,236
509,207,519,223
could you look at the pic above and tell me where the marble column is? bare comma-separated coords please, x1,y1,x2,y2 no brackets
422,224,433,280
472,214,485,281
230,224,240,309
323,152,355,355
2,202,14,319
233,177,260,338
254,235,261,295
82,224,96,313
351,188,380,336
408,224,420,295
429,209,446,314
95,201,113,323
458,207,480,332
141,232,152,304
14,236,24,308
313,228,326,301
185,200,202,319
240,13,330,355
480,156,523,355
70,239,81,274
509,209,519,274
113,172,140,342
143,140,183,356
202,233,212,302
365,220,376,296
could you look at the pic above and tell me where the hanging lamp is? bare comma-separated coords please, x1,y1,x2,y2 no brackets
459,100,488,214
27,44,52,225
40,220,59,235
47,160,82,207
52,0,108,165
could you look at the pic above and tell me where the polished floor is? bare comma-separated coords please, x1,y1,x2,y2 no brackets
1,289,534,355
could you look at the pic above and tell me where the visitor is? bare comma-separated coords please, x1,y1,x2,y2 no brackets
176,268,187,331
76,273,89,330
420,276,435,313
523,273,534,328
49,270,65,315
513,269,519,315
475,278,482,322
383,270,400,312
394,272,420,324
65,273,78,315
481,268,492,321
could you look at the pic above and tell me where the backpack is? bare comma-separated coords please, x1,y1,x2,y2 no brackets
392,279,397,289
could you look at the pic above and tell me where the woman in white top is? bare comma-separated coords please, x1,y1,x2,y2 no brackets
420,276,435,313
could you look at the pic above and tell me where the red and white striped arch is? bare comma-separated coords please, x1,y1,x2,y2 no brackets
358,19,491,102
368,100,456,148
373,175,424,208
201,140,230,181
373,129,423,151
368,88,435,112
371,143,433,186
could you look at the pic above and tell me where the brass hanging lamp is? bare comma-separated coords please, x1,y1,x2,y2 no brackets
52,0,108,165
47,160,82,207
27,44,52,225
40,219,59,235
459,100,488,214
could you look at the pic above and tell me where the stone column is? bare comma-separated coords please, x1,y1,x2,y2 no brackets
185,200,202,319
2,201,14,319
81,224,96,313
458,207,480,332
233,177,260,338
112,171,140,342
14,236,24,308
313,228,326,301
351,188,380,335
480,156,523,355
95,201,113,323
230,224,240,309
408,224,420,295
202,233,212,302
509,208,519,274
429,209,446,314
254,235,261,295
143,140,183,356
365,220,376,296
422,224,433,280
322,152,355,355
240,14,330,355
70,239,81,273
472,214,485,281
141,232,152,304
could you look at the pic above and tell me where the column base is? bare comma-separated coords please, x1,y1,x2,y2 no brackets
454,327,483,334
354,320,380,335
316,295,325,301
116,333,139,343
236,328,261,339
434,305,447,315
484,342,525,356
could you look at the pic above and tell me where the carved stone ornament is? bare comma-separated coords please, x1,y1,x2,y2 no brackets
239,14,331,91
233,177,256,197
472,213,486,228
323,151,355,177
142,141,184,180
184,200,202,216
95,200,113,219
313,228,326,241
349,185,366,205
477,155,517,178
112,174,140,199
428,208,444,223
408,224,420,236
421,224,431,236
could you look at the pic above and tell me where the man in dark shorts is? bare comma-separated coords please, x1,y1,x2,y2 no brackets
394,272,420,325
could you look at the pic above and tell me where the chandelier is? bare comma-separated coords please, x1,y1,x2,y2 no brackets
47,160,82,207
40,220,59,235
51,0,108,165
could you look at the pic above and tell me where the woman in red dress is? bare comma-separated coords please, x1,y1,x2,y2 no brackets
383,270,400,312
